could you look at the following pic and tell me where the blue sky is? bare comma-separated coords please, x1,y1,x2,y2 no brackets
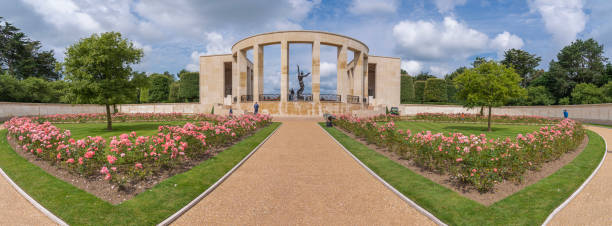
1,0,611,93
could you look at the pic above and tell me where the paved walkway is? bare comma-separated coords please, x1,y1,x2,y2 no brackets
0,127,56,225
173,120,434,225
549,125,612,225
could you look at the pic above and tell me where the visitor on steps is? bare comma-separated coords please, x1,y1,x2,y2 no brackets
254,102,259,115
229,106,233,117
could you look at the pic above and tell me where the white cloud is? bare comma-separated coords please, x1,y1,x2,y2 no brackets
393,17,523,62
429,65,450,76
185,32,234,71
320,62,336,77
433,0,467,14
490,31,524,58
21,0,101,32
528,0,587,45
349,0,398,15
132,41,153,55
401,60,422,75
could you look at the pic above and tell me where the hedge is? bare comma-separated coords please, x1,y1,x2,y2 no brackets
424,78,448,102
414,81,426,103
401,75,415,103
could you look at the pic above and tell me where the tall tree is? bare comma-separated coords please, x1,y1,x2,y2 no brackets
556,39,608,86
414,72,436,81
131,71,151,103
62,32,143,130
444,66,467,81
455,61,525,131
178,70,199,102
0,17,58,80
501,49,541,87
471,56,487,68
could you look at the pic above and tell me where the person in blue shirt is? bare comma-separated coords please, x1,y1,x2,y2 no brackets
254,102,259,115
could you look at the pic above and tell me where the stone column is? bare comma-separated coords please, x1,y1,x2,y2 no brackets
312,40,321,103
353,51,364,102
363,56,369,99
281,40,289,102
237,50,248,103
253,44,263,102
337,45,347,103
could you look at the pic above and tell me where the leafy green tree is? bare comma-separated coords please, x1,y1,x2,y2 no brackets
178,70,199,102
501,49,541,87
455,61,526,131
149,73,171,102
602,81,612,102
571,83,604,104
168,82,180,102
557,39,608,85
424,78,447,102
21,77,52,103
401,69,408,75
471,56,487,68
131,71,151,103
445,66,467,81
414,81,426,103
400,75,415,103
526,86,555,106
530,61,573,101
0,73,23,101
62,32,143,130
48,80,68,103
0,17,58,80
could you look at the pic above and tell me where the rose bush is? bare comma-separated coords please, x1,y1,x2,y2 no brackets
5,113,272,188
415,113,560,124
335,114,584,192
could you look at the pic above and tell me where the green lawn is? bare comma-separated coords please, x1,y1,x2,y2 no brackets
0,122,280,225
395,121,543,139
55,121,196,140
322,124,605,225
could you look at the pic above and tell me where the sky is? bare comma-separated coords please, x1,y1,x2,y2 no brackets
1,0,611,94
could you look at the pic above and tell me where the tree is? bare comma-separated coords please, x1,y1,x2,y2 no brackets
400,75,415,103
21,77,52,103
424,78,447,102
62,32,143,130
168,82,180,102
571,83,604,104
401,69,408,75
455,61,525,131
0,73,23,101
530,61,573,101
602,81,612,102
0,17,58,80
445,66,467,81
471,56,487,68
149,73,171,102
178,70,199,102
526,86,555,106
131,71,151,103
501,49,541,87
556,39,608,86
446,80,458,103
414,81,426,103
414,72,436,81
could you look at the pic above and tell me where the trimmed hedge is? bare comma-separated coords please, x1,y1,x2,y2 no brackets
446,80,457,103
424,78,448,102
400,75,415,103
414,81,426,103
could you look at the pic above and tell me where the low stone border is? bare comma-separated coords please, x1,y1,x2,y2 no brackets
319,125,447,226
157,123,281,226
0,165,68,225
541,127,608,226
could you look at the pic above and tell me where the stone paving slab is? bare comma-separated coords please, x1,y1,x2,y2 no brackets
549,126,612,225
173,120,434,225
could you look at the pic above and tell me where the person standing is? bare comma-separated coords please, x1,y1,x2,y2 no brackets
254,102,259,115
229,106,233,117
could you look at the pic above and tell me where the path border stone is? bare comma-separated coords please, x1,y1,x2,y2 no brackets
319,124,447,226
157,124,280,226
542,127,608,226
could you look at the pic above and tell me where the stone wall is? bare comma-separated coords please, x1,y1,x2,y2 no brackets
118,103,213,114
399,103,612,125
0,102,105,121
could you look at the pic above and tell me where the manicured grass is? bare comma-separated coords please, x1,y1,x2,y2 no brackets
395,121,543,139
0,122,280,225
586,123,612,129
55,121,196,140
322,123,605,225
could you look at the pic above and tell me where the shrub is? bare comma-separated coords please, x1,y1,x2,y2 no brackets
335,114,584,192
0,73,24,101
179,71,200,102
446,80,458,103
414,113,560,124
602,81,612,102
400,75,415,103
424,78,448,102
558,97,570,105
414,81,426,103
149,74,171,102
571,83,604,104
526,86,555,105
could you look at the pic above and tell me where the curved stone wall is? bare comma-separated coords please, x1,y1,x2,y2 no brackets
231,30,368,53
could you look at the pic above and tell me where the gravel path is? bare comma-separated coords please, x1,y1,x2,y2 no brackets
549,125,612,225
173,120,434,225
0,127,56,225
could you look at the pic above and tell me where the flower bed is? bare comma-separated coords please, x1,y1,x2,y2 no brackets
415,113,560,124
4,114,272,190
31,112,225,123
335,114,585,192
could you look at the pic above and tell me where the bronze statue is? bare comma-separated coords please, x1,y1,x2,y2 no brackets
296,65,310,99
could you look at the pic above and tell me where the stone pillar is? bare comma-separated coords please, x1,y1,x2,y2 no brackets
281,40,289,102
237,50,248,103
353,51,364,101
363,56,369,99
253,44,263,102
337,45,347,102
312,40,321,103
